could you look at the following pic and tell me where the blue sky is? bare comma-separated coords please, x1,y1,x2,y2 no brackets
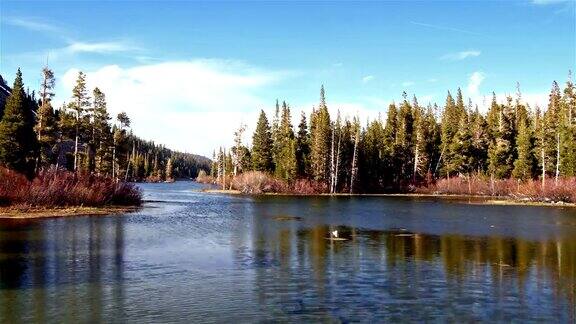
1,0,575,156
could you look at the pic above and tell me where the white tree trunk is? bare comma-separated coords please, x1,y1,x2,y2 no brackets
555,133,560,185
329,127,336,193
334,131,341,193
350,128,359,194
413,138,420,182
541,146,546,191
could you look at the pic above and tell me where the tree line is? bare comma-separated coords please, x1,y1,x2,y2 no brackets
214,74,576,193
0,68,210,181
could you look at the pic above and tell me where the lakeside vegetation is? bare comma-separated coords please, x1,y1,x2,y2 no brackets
0,67,210,209
206,74,576,203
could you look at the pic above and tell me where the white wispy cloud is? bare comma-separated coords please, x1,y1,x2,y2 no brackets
410,21,481,36
362,75,375,83
531,0,571,5
467,71,486,96
441,50,481,61
401,81,415,87
58,60,292,156
2,16,65,34
465,71,548,111
64,41,138,54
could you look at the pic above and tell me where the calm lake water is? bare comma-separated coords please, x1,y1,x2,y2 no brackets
0,181,575,323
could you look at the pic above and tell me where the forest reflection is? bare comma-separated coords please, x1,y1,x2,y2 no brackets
0,217,125,323
247,223,575,319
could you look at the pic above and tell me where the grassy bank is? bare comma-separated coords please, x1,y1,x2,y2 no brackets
0,167,142,210
0,206,140,219
202,189,576,208
201,171,576,207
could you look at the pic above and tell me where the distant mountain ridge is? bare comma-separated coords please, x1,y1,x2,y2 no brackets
0,75,11,118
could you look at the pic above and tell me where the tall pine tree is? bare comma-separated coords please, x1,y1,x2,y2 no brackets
251,110,273,172
0,69,37,175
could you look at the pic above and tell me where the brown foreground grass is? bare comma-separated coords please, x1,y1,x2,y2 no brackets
0,206,140,219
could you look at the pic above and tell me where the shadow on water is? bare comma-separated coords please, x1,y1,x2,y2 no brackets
0,182,574,322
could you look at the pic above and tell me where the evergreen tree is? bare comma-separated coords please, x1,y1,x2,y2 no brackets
70,71,91,171
412,98,430,181
92,88,113,175
34,67,57,167
395,93,414,181
359,118,385,191
439,91,457,176
470,106,489,173
295,111,310,177
488,99,515,179
446,110,473,175
559,75,576,176
251,110,273,171
112,112,131,179
274,102,297,181
0,69,37,175
512,116,533,180
382,103,398,183
35,67,57,168
545,81,563,180
35,100,57,168
310,85,331,183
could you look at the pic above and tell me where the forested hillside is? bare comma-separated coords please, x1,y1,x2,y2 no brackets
212,74,576,196
0,68,211,181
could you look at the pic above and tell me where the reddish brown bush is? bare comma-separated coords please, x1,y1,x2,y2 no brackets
231,171,283,193
0,167,142,207
195,170,215,184
420,175,576,203
292,178,328,194
230,171,327,194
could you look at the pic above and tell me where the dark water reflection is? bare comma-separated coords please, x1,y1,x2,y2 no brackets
0,182,574,322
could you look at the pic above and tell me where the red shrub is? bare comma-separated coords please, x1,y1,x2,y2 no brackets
195,170,215,184
0,166,142,207
231,171,281,193
293,179,328,194
420,175,576,203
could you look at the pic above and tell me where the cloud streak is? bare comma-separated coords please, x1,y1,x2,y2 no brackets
64,41,139,54
531,0,571,5
2,16,65,34
362,75,374,83
441,50,481,61
410,21,481,36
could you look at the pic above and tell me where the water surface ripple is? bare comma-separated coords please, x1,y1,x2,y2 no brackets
0,182,574,322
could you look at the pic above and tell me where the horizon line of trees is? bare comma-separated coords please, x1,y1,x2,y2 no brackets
0,68,210,181
214,72,576,193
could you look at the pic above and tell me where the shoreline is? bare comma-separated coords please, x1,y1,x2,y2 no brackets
0,206,141,220
201,189,576,208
